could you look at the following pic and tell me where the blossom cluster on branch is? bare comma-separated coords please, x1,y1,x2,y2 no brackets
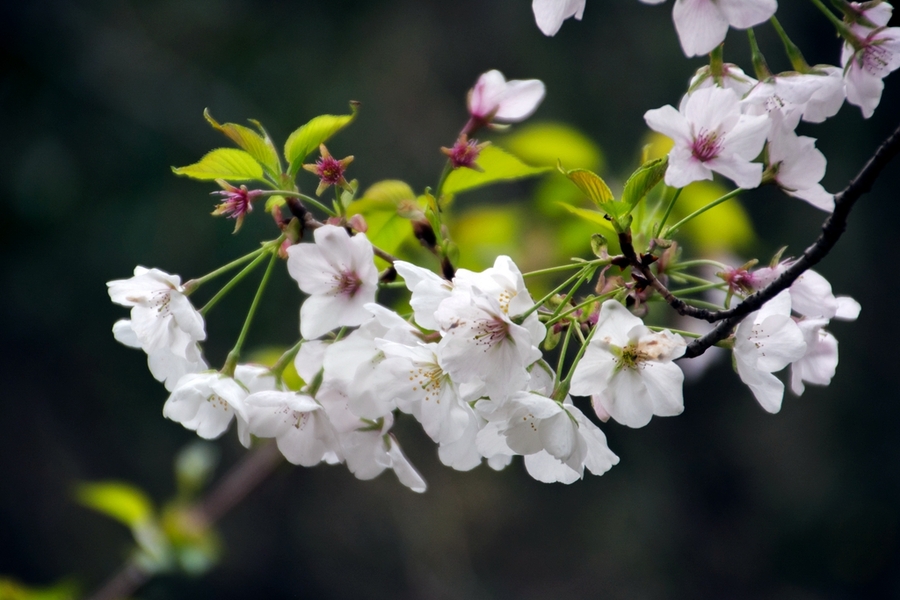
107,0,898,493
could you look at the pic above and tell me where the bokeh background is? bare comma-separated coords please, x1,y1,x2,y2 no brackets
4,1,900,599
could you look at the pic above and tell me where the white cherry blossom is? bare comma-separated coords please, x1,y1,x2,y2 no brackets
790,318,839,396
765,114,834,211
377,340,475,445
689,63,758,97
108,267,207,382
532,0,586,36
286,224,378,340
163,372,248,439
435,287,543,401
639,0,777,57
243,389,341,466
393,261,452,331
570,300,686,428
841,9,900,118
644,86,770,189
733,290,806,413
467,70,546,124
476,392,619,484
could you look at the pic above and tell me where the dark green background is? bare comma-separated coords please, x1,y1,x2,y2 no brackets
3,1,900,598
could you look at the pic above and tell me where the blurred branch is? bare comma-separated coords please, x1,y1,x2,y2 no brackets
84,441,284,600
620,119,900,358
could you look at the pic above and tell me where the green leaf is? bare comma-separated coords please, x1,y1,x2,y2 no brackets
174,442,219,498
361,180,416,205
204,109,281,177
556,203,617,234
442,146,550,196
503,122,604,171
622,157,668,211
0,577,78,600
75,481,154,528
560,166,615,207
172,148,263,181
347,197,415,258
284,102,359,177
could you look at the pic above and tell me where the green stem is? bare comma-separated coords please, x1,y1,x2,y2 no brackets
809,0,858,46
545,288,620,328
199,252,270,316
770,16,811,72
667,259,729,271
709,44,725,80
435,161,454,201
524,259,606,278
519,267,592,321
668,272,720,286
559,317,600,392
654,188,682,239
547,271,592,323
747,29,772,80
646,325,702,339
221,250,279,377
663,188,743,237
270,340,303,379
669,282,726,296
261,190,337,217
187,247,267,291
555,320,576,386
682,298,726,311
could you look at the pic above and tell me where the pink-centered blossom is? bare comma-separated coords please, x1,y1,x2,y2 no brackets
286,225,378,340
644,86,770,189
841,14,900,118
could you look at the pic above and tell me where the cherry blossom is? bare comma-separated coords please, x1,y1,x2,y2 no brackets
689,63,758,97
476,392,619,484
764,113,834,211
532,0,586,36
790,318,839,396
163,372,249,439
286,224,379,340
639,0,777,57
435,287,543,401
467,70,546,125
570,300,686,428
109,267,208,390
733,291,806,413
644,86,770,189
840,2,900,118
243,389,341,466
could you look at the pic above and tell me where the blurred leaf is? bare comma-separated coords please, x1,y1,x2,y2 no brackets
246,347,303,390
0,578,77,600
204,109,281,177
172,148,263,181
360,180,416,204
75,481,154,528
264,195,286,213
347,198,414,258
285,102,359,177
451,206,520,270
622,157,668,211
675,181,755,252
503,122,604,171
557,203,617,234
174,442,219,498
442,146,549,196
643,131,675,161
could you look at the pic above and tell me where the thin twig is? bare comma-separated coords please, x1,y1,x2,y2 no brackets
684,119,900,357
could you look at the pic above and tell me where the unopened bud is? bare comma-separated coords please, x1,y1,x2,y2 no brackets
412,219,438,250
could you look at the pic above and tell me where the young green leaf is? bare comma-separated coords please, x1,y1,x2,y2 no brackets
556,203,617,234
442,146,550,195
622,156,668,211
559,165,615,207
172,148,264,181
75,481,155,528
284,102,359,177
204,109,282,178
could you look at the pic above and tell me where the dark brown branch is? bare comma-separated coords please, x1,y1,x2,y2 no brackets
683,119,900,358
84,442,284,600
